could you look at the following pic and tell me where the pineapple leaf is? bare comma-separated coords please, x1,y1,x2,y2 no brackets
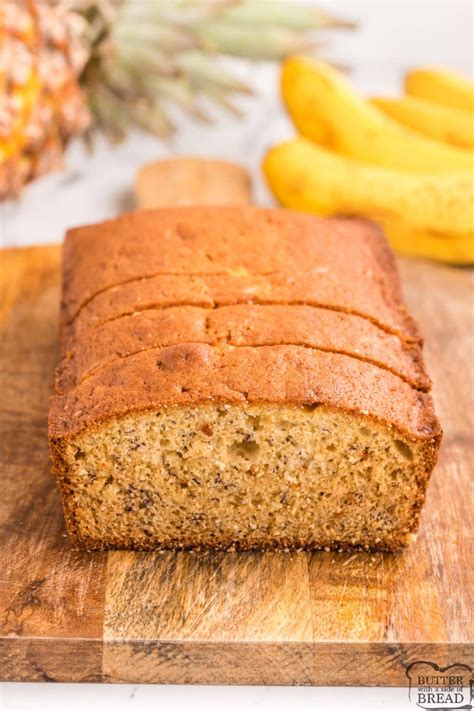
77,0,354,142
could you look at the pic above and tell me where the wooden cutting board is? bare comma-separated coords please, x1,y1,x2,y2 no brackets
0,245,472,685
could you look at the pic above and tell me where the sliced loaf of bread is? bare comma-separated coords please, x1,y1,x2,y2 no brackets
49,207,441,551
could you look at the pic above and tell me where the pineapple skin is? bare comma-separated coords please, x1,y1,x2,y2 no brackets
0,1,90,198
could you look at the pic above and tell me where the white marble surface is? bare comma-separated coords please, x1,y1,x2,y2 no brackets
1,2,472,710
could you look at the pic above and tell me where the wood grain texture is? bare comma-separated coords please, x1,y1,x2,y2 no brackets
0,247,107,682
0,245,472,685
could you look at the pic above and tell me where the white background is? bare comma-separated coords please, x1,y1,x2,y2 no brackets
0,1,472,709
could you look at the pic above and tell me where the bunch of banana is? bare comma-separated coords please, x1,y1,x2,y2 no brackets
370,97,474,150
405,68,474,112
263,57,474,264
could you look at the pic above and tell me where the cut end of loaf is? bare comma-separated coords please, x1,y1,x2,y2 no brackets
52,404,438,552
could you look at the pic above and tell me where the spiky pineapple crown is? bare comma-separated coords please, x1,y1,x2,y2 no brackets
73,0,355,140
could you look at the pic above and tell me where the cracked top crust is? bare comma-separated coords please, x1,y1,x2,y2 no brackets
50,206,440,443
49,344,439,441
61,206,419,340
56,304,430,394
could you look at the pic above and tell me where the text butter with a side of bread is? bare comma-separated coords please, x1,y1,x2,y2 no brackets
49,206,441,552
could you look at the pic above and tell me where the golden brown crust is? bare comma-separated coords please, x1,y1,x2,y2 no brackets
61,207,420,341
49,343,441,441
56,304,430,393
51,207,437,444
63,269,421,352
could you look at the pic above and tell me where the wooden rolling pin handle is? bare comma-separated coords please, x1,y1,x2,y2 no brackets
134,157,252,209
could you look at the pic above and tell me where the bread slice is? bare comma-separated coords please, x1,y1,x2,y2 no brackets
56,304,430,393
49,207,441,552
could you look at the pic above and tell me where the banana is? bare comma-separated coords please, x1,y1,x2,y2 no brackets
405,67,474,112
263,137,474,264
281,56,474,173
371,96,474,150
382,219,474,264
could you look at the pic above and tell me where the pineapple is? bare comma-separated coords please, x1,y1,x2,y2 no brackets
0,1,90,197
0,1,354,199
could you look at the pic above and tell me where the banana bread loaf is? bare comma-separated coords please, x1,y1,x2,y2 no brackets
49,206,441,552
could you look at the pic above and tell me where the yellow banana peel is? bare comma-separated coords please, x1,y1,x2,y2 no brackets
405,67,474,112
263,137,474,264
371,95,474,150
281,56,474,174
382,219,474,264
